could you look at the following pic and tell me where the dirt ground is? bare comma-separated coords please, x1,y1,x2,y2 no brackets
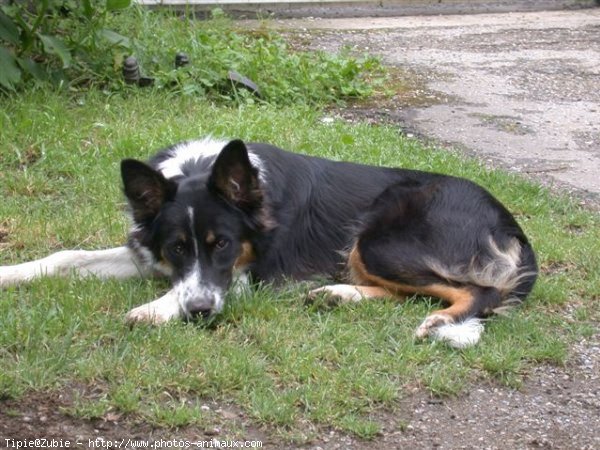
2,8,600,450
1,334,598,449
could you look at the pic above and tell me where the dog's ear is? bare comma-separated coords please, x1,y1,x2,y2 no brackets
121,159,177,222
209,140,262,210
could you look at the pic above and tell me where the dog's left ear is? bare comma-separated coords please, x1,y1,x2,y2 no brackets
209,140,262,210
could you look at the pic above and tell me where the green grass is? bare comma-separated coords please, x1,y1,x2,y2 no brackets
1,89,599,440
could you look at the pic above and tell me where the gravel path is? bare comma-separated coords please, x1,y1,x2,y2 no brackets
268,9,600,208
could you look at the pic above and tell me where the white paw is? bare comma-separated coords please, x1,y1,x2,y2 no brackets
0,265,28,287
415,314,484,348
125,292,183,324
415,313,452,339
307,284,365,304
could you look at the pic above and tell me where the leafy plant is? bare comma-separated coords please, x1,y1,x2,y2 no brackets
114,10,385,106
0,4,383,106
0,0,132,90
149,30,383,105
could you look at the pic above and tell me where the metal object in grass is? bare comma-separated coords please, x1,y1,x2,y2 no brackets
122,56,154,87
227,71,262,98
122,56,140,84
175,52,190,68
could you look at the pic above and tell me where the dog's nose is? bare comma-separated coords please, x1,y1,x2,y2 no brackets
187,305,213,320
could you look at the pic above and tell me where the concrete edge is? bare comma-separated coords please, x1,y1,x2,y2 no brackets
139,0,600,19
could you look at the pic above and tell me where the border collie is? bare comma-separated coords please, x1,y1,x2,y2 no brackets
0,137,537,348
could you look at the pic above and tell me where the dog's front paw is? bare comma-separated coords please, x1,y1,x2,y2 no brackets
125,293,183,325
125,305,175,324
415,313,453,339
0,266,23,287
307,284,364,304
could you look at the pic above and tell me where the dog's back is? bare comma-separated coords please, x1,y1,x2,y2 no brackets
223,143,537,347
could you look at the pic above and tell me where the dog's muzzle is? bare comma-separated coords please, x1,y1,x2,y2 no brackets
180,289,224,320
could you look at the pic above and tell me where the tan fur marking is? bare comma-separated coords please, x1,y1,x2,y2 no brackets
234,241,255,268
348,244,476,321
421,285,475,322
348,245,418,296
158,250,174,272
205,231,216,245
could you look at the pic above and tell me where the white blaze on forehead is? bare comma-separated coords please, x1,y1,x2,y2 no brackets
158,137,229,179
187,206,195,228
187,206,199,257
157,137,267,183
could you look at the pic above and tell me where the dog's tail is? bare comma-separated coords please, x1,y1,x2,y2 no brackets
423,235,538,348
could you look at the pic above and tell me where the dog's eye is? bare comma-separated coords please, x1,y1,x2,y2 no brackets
171,243,185,256
215,238,229,251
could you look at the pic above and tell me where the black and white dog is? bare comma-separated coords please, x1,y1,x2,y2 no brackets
0,138,537,347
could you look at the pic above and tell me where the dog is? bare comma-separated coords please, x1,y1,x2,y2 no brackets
0,137,537,347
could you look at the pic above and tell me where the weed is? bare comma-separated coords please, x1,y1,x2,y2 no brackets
1,6,383,106
0,0,133,90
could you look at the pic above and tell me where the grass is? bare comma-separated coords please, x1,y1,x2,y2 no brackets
0,88,599,441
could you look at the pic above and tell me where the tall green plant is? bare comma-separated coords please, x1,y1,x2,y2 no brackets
0,4,384,106
0,0,132,90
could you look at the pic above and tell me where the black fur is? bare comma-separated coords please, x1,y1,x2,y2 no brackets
122,139,538,322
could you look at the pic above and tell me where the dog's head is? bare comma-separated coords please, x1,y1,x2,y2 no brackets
121,139,270,319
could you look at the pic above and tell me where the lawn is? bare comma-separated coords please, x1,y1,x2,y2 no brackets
1,88,598,441
0,5,599,443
